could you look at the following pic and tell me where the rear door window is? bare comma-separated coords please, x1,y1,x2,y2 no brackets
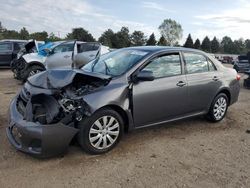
78,43,100,53
183,53,209,74
0,43,12,52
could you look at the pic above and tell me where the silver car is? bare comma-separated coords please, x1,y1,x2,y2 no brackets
45,41,110,69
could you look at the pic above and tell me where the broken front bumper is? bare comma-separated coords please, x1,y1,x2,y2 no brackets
6,97,79,158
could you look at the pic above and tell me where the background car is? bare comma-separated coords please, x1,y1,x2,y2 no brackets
0,39,27,67
233,54,250,73
45,41,110,69
6,46,240,157
10,40,61,80
11,41,110,81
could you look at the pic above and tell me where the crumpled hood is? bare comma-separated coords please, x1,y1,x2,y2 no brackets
27,69,111,89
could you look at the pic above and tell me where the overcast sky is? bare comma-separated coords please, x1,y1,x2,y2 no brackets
0,0,250,43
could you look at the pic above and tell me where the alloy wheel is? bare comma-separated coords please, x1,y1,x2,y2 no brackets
213,97,227,120
89,116,120,150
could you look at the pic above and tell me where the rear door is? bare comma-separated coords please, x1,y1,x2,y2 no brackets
132,52,189,127
73,43,101,68
46,41,74,69
0,42,13,66
182,52,222,113
79,43,100,59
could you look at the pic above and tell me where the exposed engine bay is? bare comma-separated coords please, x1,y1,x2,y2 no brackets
17,70,110,125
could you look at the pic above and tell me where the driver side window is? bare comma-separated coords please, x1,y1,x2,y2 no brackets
143,53,182,78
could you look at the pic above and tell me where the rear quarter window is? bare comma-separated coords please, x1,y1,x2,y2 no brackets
208,60,217,71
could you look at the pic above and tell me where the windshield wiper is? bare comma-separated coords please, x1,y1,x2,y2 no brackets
103,61,111,75
91,57,100,72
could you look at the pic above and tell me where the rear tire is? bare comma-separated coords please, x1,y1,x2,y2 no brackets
77,108,124,154
207,93,228,122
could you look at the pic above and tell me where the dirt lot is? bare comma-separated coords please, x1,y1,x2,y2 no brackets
0,67,249,188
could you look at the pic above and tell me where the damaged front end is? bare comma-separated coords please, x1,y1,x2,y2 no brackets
7,69,110,157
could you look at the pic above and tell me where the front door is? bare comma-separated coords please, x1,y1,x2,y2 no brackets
132,52,188,127
46,41,75,69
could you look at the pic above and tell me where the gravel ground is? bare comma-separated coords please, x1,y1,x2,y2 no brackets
0,67,249,188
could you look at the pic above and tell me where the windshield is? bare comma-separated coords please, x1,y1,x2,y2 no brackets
82,49,148,77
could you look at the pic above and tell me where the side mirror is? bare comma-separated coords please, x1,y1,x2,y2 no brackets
43,48,51,54
136,70,154,81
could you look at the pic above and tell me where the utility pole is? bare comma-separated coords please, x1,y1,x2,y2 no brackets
0,21,3,32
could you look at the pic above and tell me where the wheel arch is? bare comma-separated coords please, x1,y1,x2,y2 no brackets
26,61,46,70
216,88,231,105
99,104,130,133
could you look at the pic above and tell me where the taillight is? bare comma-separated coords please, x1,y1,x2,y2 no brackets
236,74,241,81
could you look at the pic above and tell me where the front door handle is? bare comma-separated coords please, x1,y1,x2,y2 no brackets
64,55,70,58
176,81,186,87
212,76,219,81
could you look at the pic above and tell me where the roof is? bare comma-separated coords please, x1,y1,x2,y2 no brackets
0,39,28,42
125,46,205,54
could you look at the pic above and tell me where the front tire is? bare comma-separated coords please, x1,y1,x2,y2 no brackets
207,93,228,122
27,65,44,78
77,108,124,154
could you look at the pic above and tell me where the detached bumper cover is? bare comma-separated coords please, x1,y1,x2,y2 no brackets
6,97,78,158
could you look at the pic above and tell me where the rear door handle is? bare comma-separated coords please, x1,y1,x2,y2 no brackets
212,76,219,81
176,81,186,87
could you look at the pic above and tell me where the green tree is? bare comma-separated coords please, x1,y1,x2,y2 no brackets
173,42,180,47
183,34,193,48
0,21,4,39
158,18,183,46
157,35,167,46
47,32,61,42
211,37,220,53
66,28,95,42
130,30,146,46
233,38,245,54
221,36,234,54
194,39,201,49
245,39,250,50
201,36,211,52
29,31,48,41
146,33,157,45
112,27,131,48
2,30,20,39
0,21,3,32
19,27,29,40
98,29,115,47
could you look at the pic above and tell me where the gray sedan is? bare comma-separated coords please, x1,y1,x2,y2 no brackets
7,46,240,157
